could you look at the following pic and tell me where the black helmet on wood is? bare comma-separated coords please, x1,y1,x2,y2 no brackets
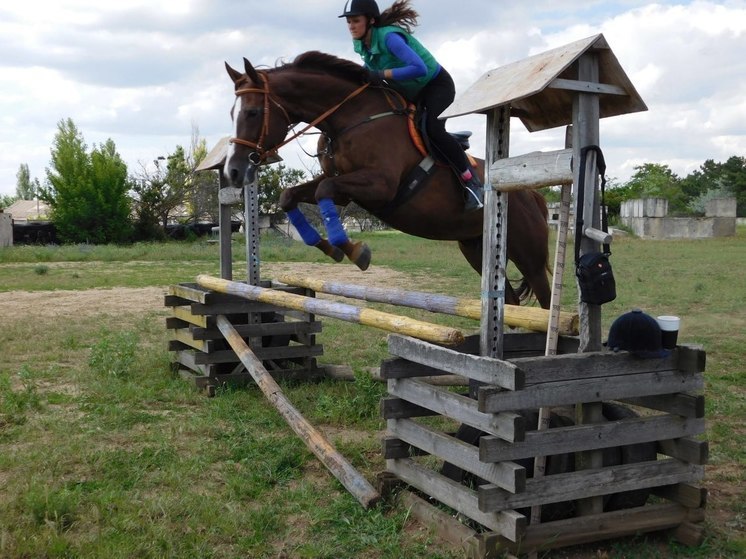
339,0,380,18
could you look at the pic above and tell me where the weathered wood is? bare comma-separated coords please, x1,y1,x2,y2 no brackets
677,344,707,373
167,283,212,304
657,437,709,464
381,436,428,459
189,320,322,341
620,392,705,418
170,305,210,328
276,274,579,335
491,149,573,192
169,329,213,353
548,77,627,96
380,357,455,379
672,521,706,547
480,415,704,463
197,275,465,346
387,458,526,541
478,459,704,512
652,483,707,508
399,490,478,550
388,335,524,390
472,504,703,555
216,315,379,508
192,344,324,365
389,418,526,493
389,378,524,442
380,396,437,419
514,348,679,385
478,369,703,413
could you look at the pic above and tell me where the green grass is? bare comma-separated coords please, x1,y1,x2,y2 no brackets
0,227,744,558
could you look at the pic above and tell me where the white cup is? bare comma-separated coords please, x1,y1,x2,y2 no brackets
656,315,680,349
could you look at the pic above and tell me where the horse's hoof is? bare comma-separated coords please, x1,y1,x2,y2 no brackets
315,239,345,262
349,242,371,271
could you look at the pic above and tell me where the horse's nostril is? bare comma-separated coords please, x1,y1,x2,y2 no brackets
230,168,239,182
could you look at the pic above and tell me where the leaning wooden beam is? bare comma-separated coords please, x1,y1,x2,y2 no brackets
215,314,380,509
275,274,578,336
198,275,464,346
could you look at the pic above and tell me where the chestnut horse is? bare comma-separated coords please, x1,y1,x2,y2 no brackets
224,51,551,307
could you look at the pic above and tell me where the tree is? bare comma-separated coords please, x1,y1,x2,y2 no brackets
41,118,132,243
16,164,38,200
622,163,687,214
258,164,307,223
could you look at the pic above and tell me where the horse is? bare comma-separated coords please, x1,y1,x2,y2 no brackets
224,51,551,308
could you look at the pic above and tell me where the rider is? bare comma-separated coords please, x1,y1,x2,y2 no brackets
339,0,484,211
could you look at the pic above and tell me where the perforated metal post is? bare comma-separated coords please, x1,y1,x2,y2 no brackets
479,105,511,365
244,164,261,287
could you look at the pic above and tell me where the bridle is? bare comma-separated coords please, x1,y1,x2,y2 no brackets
230,70,371,162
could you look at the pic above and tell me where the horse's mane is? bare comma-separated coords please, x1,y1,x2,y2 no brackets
289,51,368,84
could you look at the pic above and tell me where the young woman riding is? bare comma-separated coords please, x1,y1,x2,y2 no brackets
339,0,484,211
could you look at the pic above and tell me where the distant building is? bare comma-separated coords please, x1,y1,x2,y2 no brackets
5,198,50,222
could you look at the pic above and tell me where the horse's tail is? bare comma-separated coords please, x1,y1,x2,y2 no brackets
515,190,553,305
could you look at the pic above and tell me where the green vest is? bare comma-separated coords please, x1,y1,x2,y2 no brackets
353,25,440,99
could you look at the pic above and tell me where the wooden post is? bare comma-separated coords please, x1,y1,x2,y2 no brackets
218,172,234,280
572,51,605,516
216,315,380,509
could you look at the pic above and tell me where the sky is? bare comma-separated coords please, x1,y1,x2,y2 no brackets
2,0,746,197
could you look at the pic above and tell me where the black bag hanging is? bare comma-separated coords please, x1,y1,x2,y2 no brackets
574,145,616,305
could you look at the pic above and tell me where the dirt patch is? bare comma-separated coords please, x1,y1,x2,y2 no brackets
0,263,414,322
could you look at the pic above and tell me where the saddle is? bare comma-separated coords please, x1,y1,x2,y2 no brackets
377,104,475,218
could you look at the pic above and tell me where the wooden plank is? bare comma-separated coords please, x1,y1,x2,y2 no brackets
173,350,212,376
491,149,573,192
190,301,281,315
619,393,705,418
381,436,428,459
380,396,438,420
193,344,324,365
389,378,524,442
167,283,211,304
672,521,706,547
169,328,212,353
677,344,706,373
473,504,704,555
190,320,322,341
514,349,679,385
652,483,707,508
478,459,704,512
380,357,455,379
387,458,526,541
548,77,628,96
171,305,210,328
390,418,526,493
657,437,709,464
478,370,704,413
388,335,524,391
399,490,477,550
480,415,704,463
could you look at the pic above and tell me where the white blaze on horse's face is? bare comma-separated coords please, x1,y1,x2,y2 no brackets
225,94,243,171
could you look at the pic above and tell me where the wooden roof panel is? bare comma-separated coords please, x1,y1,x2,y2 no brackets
442,34,647,131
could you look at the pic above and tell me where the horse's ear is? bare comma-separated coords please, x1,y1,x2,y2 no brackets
243,57,261,84
225,62,243,84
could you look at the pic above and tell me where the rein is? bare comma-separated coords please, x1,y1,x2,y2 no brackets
230,71,372,161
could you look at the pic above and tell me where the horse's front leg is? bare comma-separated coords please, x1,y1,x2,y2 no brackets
315,170,392,271
279,176,344,263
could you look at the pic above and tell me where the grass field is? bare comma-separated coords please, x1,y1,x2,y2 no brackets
0,227,744,558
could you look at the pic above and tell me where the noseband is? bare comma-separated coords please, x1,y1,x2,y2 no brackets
230,71,371,162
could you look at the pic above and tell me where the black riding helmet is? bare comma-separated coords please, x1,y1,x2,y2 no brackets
339,0,380,18
607,309,670,358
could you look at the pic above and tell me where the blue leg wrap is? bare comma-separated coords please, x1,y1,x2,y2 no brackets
287,208,321,246
318,198,348,246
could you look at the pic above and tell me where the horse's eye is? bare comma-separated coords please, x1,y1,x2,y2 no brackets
246,108,261,118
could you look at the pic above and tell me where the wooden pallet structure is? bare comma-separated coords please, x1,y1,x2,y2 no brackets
165,282,324,391
381,333,708,557
380,34,708,556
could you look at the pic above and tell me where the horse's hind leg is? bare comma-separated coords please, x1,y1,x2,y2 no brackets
279,178,344,263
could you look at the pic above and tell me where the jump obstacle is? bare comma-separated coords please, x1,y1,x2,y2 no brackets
167,33,707,557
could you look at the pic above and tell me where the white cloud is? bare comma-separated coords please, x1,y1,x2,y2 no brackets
2,0,746,195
